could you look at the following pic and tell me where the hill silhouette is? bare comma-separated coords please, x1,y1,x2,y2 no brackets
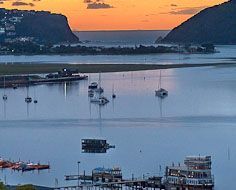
163,0,236,44
0,9,79,44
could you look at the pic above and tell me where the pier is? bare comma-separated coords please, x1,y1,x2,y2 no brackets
0,68,88,88
58,156,214,190
55,177,163,190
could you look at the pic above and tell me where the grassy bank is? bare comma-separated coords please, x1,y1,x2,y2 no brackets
0,62,235,75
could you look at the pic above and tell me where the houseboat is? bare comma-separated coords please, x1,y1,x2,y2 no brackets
165,156,214,190
92,167,122,183
82,139,115,153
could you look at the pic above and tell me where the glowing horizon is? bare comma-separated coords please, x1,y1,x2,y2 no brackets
1,0,226,31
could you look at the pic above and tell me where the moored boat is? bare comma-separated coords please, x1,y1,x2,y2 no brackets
90,96,109,105
88,82,98,89
155,70,168,98
165,156,214,190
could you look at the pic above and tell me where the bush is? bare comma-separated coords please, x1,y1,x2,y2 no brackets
0,182,6,190
16,185,36,190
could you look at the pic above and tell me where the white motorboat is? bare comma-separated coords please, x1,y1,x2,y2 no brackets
90,96,109,105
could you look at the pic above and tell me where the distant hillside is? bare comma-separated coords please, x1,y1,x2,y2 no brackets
162,0,236,44
0,8,79,44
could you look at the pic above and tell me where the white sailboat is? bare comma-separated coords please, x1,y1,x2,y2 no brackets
90,95,109,105
2,76,7,101
90,73,109,105
25,85,32,103
155,70,168,98
94,73,104,93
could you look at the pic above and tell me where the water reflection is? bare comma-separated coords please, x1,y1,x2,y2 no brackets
0,67,236,120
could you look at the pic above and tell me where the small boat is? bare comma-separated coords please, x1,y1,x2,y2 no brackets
155,70,168,98
91,96,109,105
88,82,98,89
2,94,7,101
33,86,38,104
25,96,32,103
155,88,168,97
25,83,32,103
13,84,18,89
34,164,50,170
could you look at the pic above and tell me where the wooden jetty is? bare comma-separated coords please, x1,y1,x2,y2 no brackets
60,155,214,190
55,177,163,190
0,68,88,88
63,167,163,190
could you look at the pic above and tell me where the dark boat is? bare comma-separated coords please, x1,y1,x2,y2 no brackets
88,82,98,89
25,97,32,103
82,139,115,153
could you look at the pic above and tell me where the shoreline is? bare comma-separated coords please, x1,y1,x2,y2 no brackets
0,62,235,75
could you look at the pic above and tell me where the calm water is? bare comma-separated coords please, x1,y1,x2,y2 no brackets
75,30,169,45
1,31,236,189
0,66,236,189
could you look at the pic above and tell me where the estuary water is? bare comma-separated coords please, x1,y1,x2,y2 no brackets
1,30,236,189
0,66,236,189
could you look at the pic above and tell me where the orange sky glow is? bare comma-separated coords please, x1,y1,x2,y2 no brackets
1,0,226,31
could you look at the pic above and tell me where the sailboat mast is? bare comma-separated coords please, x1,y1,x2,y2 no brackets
27,85,29,97
98,72,101,89
3,76,6,93
98,73,101,98
160,70,162,89
158,70,162,90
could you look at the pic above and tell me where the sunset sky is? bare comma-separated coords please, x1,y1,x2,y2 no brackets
1,0,226,31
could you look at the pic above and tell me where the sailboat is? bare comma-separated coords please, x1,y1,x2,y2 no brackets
90,95,109,105
94,73,104,94
33,86,38,104
112,84,116,99
2,76,7,101
90,73,109,105
155,70,168,98
25,84,32,103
